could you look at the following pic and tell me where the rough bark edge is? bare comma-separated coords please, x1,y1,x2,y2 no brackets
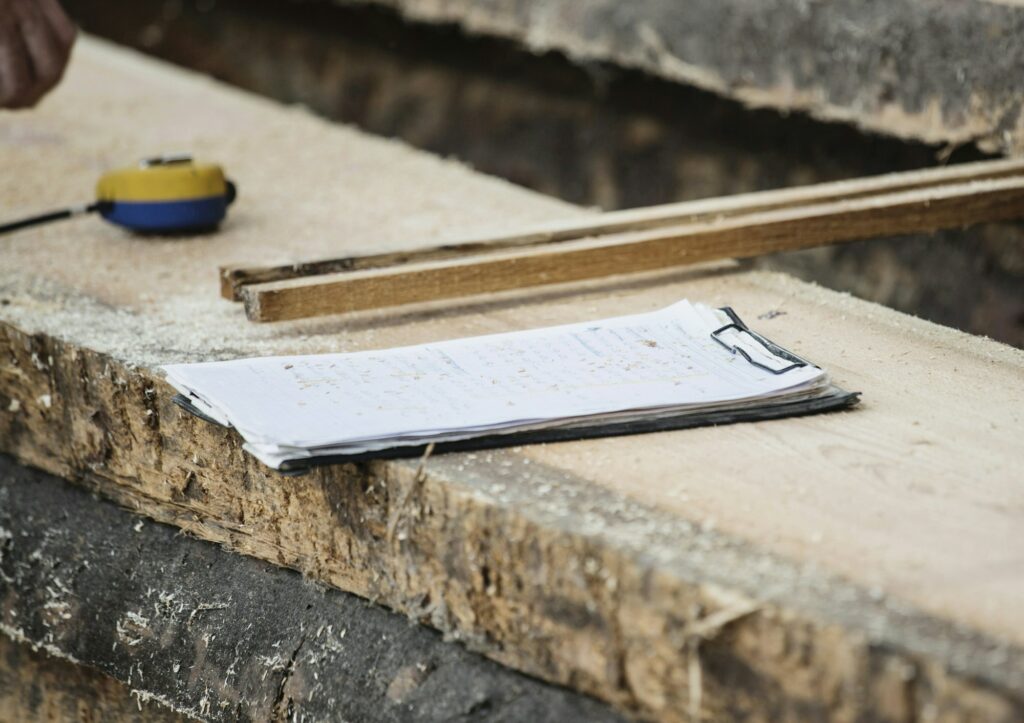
1,320,1022,721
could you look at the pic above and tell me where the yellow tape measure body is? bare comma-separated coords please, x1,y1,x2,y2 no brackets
97,160,227,202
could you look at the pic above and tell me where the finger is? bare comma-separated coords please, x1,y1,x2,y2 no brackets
35,0,76,49
0,27,35,108
19,8,69,102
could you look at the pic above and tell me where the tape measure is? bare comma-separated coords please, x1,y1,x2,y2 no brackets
0,155,237,236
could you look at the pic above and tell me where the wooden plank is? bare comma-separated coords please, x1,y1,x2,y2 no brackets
2,38,1024,722
0,457,624,723
241,177,1024,321
219,156,1024,299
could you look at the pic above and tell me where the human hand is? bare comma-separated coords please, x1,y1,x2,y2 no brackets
0,0,75,109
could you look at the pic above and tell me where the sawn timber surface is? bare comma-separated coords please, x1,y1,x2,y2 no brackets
1,37,1023,720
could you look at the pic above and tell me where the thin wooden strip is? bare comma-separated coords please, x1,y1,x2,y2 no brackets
241,177,1024,322
220,157,1024,300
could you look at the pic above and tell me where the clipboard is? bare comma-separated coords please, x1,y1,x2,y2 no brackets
171,306,860,475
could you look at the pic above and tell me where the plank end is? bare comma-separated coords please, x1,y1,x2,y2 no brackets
219,266,244,301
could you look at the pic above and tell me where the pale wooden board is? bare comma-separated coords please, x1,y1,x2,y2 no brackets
1,37,1023,719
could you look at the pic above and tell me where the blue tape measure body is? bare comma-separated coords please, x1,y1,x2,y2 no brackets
99,196,229,232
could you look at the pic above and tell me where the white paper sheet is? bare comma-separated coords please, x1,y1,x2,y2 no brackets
162,301,827,468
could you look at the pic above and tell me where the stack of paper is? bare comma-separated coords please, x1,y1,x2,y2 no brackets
162,301,856,470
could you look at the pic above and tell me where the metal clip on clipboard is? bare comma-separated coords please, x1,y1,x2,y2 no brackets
710,307,810,375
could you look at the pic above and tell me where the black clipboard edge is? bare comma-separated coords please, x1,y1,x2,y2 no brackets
269,385,859,475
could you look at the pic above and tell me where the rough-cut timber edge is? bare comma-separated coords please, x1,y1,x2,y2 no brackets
338,0,1024,156
0,637,188,723
0,457,623,723
2,321,1023,721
